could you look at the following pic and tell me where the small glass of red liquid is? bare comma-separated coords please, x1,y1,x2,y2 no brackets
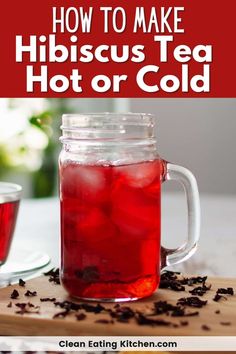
0,182,22,266
59,113,200,301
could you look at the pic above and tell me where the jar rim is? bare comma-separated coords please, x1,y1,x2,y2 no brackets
62,112,155,118
60,112,156,143
62,112,155,128
0,182,22,203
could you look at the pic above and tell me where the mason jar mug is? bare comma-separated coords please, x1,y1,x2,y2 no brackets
59,113,200,301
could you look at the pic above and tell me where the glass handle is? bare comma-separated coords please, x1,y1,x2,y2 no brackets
161,161,201,269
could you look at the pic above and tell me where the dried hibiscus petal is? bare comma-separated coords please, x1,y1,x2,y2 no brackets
177,297,207,308
25,290,37,297
19,279,26,287
10,289,19,299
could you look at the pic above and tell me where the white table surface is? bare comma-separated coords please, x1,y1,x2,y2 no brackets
8,193,236,278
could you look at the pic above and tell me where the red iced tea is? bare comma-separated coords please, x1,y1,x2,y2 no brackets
0,201,19,265
60,160,162,300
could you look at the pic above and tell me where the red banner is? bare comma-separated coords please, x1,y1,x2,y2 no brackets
0,0,235,97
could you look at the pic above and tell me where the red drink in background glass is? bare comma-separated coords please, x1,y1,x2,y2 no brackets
0,201,19,265
60,159,161,300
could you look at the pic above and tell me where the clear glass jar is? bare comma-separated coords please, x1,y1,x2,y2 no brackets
59,113,200,302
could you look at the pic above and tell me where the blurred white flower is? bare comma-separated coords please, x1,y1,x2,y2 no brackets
9,98,49,115
0,99,28,141
0,98,49,142
1,126,49,171
24,126,49,150
0,98,50,171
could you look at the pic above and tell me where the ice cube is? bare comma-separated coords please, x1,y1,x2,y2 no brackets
61,164,110,205
115,160,160,188
76,207,117,244
111,184,160,238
